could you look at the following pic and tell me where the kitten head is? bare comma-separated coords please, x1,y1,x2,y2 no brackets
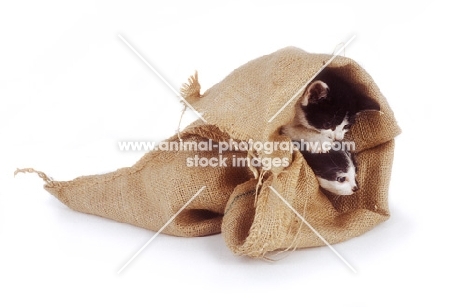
298,68,381,141
299,80,347,130
301,149,358,195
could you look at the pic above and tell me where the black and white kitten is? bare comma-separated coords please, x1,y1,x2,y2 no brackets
281,67,379,195
301,148,358,195
281,67,381,152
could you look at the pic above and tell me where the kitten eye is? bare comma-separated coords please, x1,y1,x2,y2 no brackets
336,176,346,183
343,124,351,130
323,122,332,129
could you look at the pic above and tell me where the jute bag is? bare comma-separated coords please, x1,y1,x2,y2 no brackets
18,47,401,258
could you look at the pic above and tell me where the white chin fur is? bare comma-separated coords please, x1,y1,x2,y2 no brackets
333,131,345,141
332,116,350,141
321,129,334,139
317,177,355,195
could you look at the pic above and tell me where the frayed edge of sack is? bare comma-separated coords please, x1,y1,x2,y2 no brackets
180,71,202,101
14,167,56,186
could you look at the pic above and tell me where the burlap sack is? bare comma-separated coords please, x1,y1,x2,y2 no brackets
21,46,401,257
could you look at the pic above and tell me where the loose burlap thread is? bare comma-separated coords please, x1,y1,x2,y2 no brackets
19,47,401,257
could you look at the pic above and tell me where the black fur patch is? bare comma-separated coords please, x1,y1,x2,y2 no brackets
301,66,380,131
301,149,352,181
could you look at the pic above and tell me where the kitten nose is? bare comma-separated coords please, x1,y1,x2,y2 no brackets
352,186,359,192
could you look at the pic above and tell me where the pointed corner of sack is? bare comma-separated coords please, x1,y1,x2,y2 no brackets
14,167,63,196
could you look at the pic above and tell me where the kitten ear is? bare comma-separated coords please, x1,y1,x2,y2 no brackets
301,80,329,106
355,97,381,114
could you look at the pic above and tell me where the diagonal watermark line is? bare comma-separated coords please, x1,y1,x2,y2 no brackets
267,35,356,123
118,34,207,123
117,186,206,274
268,186,357,273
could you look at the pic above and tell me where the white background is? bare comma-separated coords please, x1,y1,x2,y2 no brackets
1,0,467,306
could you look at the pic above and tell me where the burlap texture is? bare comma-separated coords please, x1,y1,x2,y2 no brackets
40,46,400,257
44,128,252,237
